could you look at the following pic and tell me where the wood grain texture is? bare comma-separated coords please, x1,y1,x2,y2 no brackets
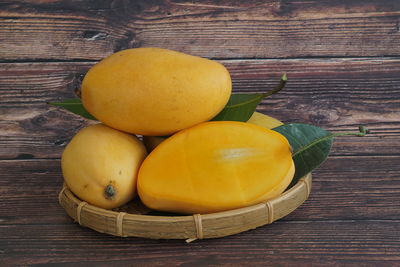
1,1,399,265
1,220,399,266
1,157,399,226
0,0,399,60
1,58,399,159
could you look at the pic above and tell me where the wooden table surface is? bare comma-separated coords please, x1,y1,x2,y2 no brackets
1,0,400,266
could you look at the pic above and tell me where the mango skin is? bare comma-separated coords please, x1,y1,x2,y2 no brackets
61,124,147,209
143,112,284,152
247,111,284,129
138,121,294,214
81,47,232,136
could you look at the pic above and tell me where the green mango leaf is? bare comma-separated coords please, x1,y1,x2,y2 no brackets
49,98,96,120
211,93,265,121
273,123,368,189
273,123,333,188
212,74,287,122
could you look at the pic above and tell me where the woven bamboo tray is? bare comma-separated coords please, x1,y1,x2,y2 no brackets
58,173,312,242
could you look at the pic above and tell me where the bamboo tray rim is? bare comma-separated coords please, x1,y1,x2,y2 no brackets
59,173,312,241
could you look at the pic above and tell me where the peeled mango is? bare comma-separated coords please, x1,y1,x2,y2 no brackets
81,47,232,136
61,124,147,209
138,121,294,214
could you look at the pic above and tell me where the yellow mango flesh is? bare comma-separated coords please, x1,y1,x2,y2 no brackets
138,121,294,214
143,112,284,152
82,47,232,136
61,124,147,209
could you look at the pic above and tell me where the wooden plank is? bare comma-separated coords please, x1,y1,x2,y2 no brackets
293,155,400,221
1,220,399,266
1,58,399,159
0,63,90,160
0,0,399,60
0,156,399,226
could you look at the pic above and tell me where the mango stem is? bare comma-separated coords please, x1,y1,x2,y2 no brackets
262,73,287,98
332,125,370,138
292,126,369,157
105,184,116,199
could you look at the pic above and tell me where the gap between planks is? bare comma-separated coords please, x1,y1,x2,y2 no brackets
1,219,400,227
2,55,400,64
1,154,399,162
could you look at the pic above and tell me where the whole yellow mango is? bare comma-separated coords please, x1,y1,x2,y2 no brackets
138,121,294,214
81,48,232,136
61,124,147,209
142,112,284,152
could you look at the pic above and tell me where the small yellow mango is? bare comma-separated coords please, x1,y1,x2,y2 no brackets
61,124,147,209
